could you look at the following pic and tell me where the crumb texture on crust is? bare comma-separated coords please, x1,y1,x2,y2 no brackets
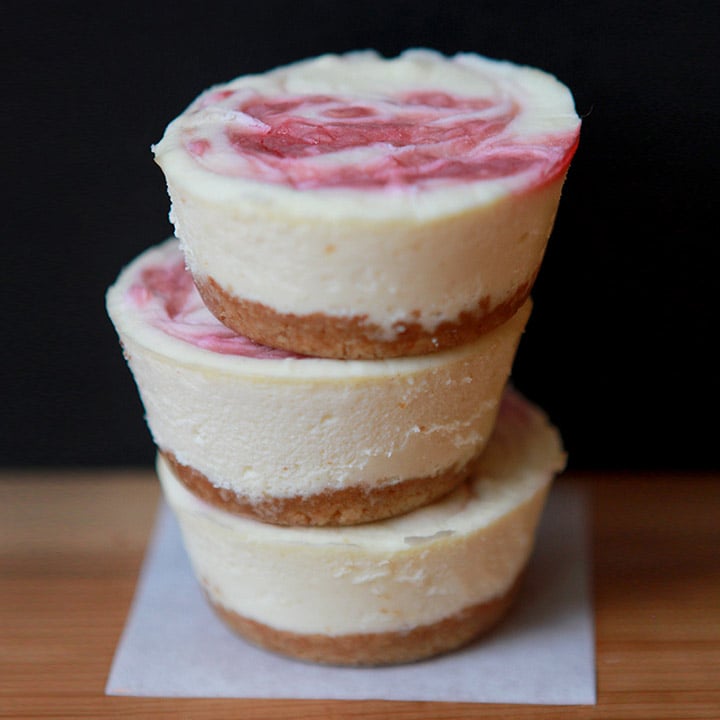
207,575,522,666
163,451,472,526
195,271,537,359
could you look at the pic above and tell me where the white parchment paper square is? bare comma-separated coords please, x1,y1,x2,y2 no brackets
106,482,595,704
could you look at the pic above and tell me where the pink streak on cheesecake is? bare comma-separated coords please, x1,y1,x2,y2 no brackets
126,252,302,359
182,90,579,190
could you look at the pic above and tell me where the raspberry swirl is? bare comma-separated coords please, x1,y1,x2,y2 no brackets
126,249,301,359
180,86,578,190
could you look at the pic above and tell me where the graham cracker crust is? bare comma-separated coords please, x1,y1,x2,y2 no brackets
206,575,523,666
163,451,472,526
194,272,537,360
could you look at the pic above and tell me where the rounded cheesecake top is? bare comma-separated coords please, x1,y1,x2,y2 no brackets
106,238,531,378
160,386,566,548
154,49,580,218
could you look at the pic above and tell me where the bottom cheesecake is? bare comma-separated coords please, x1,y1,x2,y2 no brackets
158,387,566,666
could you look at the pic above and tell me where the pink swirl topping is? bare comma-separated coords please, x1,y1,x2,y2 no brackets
126,249,302,359
181,89,578,190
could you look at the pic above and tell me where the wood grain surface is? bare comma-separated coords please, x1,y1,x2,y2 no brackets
1,471,718,719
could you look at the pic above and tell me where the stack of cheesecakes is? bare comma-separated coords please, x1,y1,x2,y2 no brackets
107,49,580,666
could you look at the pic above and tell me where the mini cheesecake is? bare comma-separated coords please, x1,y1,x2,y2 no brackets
106,238,531,526
153,49,580,359
159,387,566,666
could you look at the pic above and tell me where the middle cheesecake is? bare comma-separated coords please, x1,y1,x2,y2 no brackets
107,238,531,526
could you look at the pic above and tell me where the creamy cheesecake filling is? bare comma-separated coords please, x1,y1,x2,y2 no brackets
163,166,562,343
159,388,565,636
106,239,531,506
153,50,579,351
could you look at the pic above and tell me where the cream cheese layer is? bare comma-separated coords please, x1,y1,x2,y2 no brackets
160,388,565,635
153,49,580,341
107,239,530,501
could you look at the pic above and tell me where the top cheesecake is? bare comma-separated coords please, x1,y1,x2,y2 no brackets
154,49,580,358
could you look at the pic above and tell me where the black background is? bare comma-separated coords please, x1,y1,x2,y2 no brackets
4,1,718,471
